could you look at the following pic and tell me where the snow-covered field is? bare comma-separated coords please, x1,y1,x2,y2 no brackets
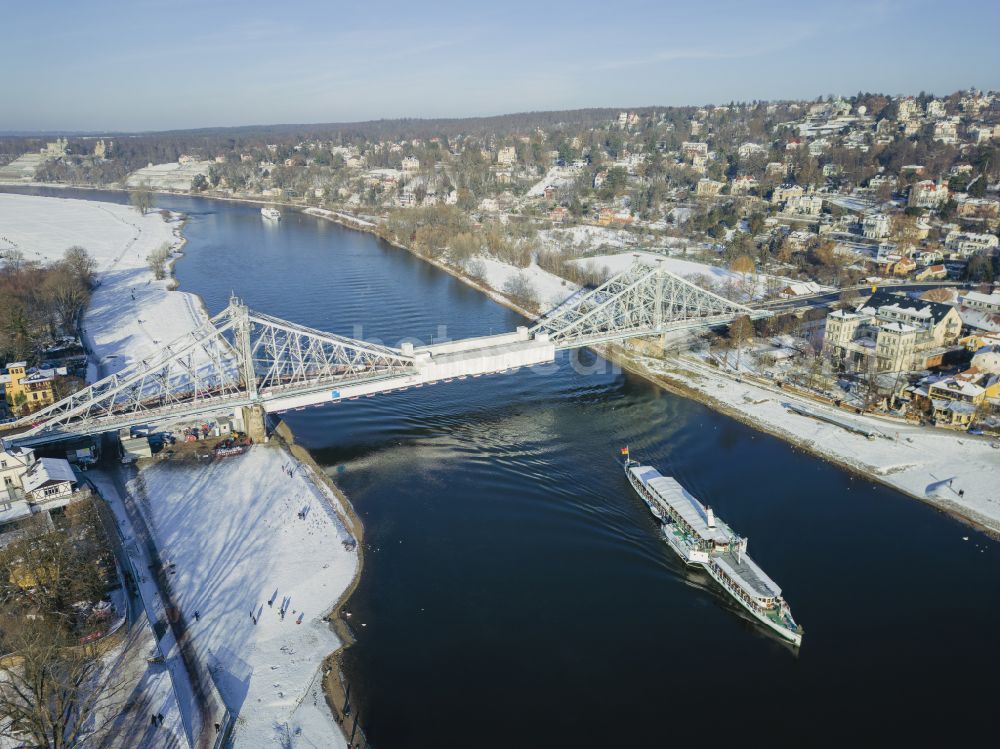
538,224,637,252
473,256,579,309
1,193,358,747
125,161,212,190
525,165,580,198
571,250,830,301
131,449,356,747
0,192,201,378
644,354,1000,533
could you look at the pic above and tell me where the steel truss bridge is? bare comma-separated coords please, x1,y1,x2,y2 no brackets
7,262,767,445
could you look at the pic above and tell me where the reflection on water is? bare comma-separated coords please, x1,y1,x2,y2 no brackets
4,186,999,747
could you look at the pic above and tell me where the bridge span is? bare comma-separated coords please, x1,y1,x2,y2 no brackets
4,261,766,445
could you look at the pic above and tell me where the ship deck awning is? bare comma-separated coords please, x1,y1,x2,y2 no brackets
714,551,782,600
630,467,731,544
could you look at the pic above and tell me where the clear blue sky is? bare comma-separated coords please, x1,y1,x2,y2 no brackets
3,0,998,132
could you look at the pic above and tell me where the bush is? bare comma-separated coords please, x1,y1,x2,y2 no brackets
503,273,538,309
465,258,487,281
147,243,172,280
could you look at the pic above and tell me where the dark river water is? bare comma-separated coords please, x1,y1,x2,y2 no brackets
5,187,999,747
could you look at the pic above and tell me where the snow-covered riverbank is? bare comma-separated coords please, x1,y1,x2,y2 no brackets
0,192,200,378
623,350,1000,534
0,193,360,747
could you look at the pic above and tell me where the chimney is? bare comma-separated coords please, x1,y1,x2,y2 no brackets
706,506,716,528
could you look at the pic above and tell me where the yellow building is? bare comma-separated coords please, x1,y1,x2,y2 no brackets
4,362,56,414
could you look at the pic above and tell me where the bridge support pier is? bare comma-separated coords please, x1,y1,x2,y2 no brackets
240,405,267,443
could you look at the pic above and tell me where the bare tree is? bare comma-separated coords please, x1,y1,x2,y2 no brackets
503,273,539,310
838,287,861,309
1,249,26,273
146,243,172,281
0,500,119,748
62,247,96,289
728,314,753,371
0,621,123,749
42,267,89,334
129,186,152,215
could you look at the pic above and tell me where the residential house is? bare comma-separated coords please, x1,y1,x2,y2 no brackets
596,207,614,226
962,291,1000,313
914,264,948,281
926,377,985,429
823,290,963,372
765,162,789,178
22,457,77,505
926,100,947,119
932,120,958,144
730,175,758,195
944,230,998,256
908,180,949,208
738,142,767,160
784,195,823,216
611,210,633,226
695,179,724,197
897,98,920,121
401,157,420,173
681,142,709,160
808,138,831,156
1,444,35,495
956,197,1000,219
779,281,824,298
862,213,892,240
892,257,917,277
496,147,517,166
548,206,569,223
3,362,57,414
771,184,804,205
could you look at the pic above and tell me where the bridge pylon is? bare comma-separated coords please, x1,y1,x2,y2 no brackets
530,261,768,349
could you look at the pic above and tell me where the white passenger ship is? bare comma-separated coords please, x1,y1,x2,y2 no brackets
624,452,803,646
260,206,281,220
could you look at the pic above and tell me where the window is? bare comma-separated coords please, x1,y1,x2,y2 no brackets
3,477,11,486
43,486,62,497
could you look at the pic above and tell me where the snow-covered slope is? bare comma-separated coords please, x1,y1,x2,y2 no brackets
132,448,356,747
0,192,200,377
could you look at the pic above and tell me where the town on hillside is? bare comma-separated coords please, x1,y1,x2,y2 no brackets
2,92,998,443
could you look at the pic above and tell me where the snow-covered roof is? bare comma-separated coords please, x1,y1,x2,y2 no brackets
630,466,731,544
713,550,782,600
782,281,823,296
859,290,954,324
22,458,75,494
881,321,917,333
964,290,1000,307
929,378,985,398
958,307,1000,333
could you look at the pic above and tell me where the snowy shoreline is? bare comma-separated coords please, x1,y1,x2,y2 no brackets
0,192,361,747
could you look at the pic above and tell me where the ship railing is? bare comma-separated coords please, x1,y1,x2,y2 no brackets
708,561,766,616
630,475,699,539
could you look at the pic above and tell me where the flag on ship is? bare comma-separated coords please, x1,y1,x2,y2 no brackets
620,446,629,456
